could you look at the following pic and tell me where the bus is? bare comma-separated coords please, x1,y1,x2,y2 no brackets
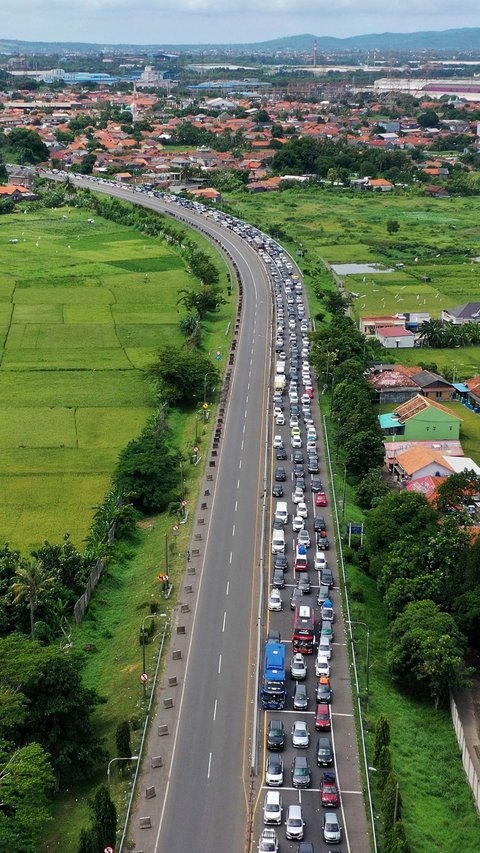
261,641,286,710
293,603,316,654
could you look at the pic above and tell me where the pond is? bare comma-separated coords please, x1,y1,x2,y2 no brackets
331,263,395,275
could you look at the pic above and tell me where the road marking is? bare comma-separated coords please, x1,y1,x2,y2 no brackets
243,423,246,433
237,478,240,489
207,752,212,779
332,712,355,718
226,581,229,595
239,459,242,469
218,654,222,674
245,408,248,419
247,382,250,391
342,789,363,795
245,396,249,404
222,611,227,633
229,551,233,564
232,524,236,537
241,439,244,451
213,699,217,721
259,785,321,793
235,500,238,512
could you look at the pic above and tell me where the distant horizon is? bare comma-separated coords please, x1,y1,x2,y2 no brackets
2,0,480,48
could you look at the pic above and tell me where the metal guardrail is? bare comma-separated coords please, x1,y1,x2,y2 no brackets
323,415,378,853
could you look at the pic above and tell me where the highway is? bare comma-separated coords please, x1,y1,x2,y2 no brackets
43,173,371,852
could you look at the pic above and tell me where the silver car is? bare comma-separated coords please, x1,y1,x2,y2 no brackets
292,720,310,748
290,652,307,680
322,811,342,844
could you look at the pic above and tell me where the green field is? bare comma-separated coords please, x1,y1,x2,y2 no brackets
0,206,231,550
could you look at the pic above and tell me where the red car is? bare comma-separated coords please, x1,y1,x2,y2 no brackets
315,703,331,731
315,492,328,507
306,388,314,399
320,772,340,808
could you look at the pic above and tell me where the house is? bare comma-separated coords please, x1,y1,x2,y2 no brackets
379,394,462,440
406,475,448,501
189,187,221,202
0,184,37,200
393,447,480,483
376,326,416,348
411,369,454,400
360,315,407,336
366,178,394,192
367,364,421,404
442,302,480,324
384,438,464,468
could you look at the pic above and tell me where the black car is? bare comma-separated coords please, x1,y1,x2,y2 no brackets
293,451,304,464
295,477,307,492
314,516,327,533
297,573,311,594
311,477,324,493
273,568,285,589
294,464,305,478
319,537,330,550
296,844,315,853
316,680,332,704
275,467,287,482
267,719,285,751
273,518,284,531
272,483,284,498
274,553,288,572
316,736,334,767
267,628,281,643
292,755,311,789
293,682,309,711
276,447,287,461
308,458,319,474
322,567,334,588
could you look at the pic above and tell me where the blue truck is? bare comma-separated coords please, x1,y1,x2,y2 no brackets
261,641,286,710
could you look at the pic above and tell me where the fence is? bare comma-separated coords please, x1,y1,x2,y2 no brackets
73,522,116,624
450,694,480,813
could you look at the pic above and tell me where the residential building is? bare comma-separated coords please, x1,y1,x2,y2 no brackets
367,364,421,404
379,394,462,440
442,302,480,324
376,326,416,348
411,369,454,400
393,446,480,482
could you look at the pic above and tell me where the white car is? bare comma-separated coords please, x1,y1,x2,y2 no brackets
292,487,304,504
314,551,327,572
290,415,299,428
315,654,331,678
301,394,311,405
278,351,286,361
275,413,285,426
292,720,310,748
297,501,308,519
273,435,283,449
290,653,307,680
268,589,283,611
292,435,302,448
263,790,282,826
292,515,304,532
266,753,284,786
258,828,279,852
289,392,299,404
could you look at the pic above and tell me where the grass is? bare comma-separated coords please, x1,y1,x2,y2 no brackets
0,206,234,551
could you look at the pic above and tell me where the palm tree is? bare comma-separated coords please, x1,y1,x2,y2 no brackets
11,559,55,640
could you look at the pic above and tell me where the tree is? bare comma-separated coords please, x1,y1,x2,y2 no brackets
149,347,220,406
115,721,132,760
366,492,438,561
418,109,439,128
384,820,410,853
343,429,385,478
386,219,400,235
115,421,182,513
0,742,54,851
0,197,15,215
382,772,402,834
89,784,117,849
7,128,49,164
388,600,472,708
0,159,7,183
11,559,55,639
435,470,480,514
77,828,96,853
373,715,391,767
356,468,389,509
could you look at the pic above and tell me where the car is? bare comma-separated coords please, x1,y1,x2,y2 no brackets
274,553,288,572
290,653,307,680
292,487,304,504
297,501,308,519
316,678,332,704
308,457,319,473
320,772,340,808
318,637,332,660
322,566,334,588
267,628,281,644
317,582,330,606
290,415,299,428
293,681,309,711
258,827,279,852
315,703,332,731
321,600,335,622
301,393,310,405
263,790,283,825
292,515,304,533
268,589,283,611
272,483,284,498
319,536,330,550
294,463,305,478
295,477,307,492
290,587,303,610
306,387,314,399
320,621,334,641
275,466,287,482
292,720,310,748
322,811,342,845
285,803,305,841
266,753,284,786
293,450,304,463
272,568,285,589
314,551,327,572
311,478,324,493
267,719,286,751
297,529,311,549
273,518,284,531
275,413,285,426
276,447,287,460
315,654,330,678
317,735,334,766
291,425,301,437
290,403,300,416
314,515,326,533
292,435,302,448
316,492,328,507
297,573,311,595
296,843,315,853
291,755,311,789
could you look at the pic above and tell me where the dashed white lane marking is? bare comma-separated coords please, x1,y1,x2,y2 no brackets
229,551,233,564
239,459,242,469
218,654,222,674
222,611,227,632
226,581,229,595
237,478,240,489
207,752,212,779
232,524,236,537
213,700,217,721
235,500,238,512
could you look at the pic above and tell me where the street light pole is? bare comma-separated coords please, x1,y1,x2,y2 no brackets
347,619,370,704
107,755,139,785
140,614,156,698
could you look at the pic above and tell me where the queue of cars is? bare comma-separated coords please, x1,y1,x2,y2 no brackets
261,250,343,852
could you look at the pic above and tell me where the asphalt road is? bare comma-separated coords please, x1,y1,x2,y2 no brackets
43,174,371,852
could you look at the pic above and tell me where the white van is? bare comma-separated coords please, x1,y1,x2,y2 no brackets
275,501,289,525
272,528,286,554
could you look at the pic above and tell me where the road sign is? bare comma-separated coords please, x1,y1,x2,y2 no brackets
140,673,148,683
104,847,114,853
181,500,188,507
348,522,364,535
193,446,199,454
172,524,179,534
203,402,209,409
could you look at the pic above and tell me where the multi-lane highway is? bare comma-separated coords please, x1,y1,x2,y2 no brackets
43,172,371,852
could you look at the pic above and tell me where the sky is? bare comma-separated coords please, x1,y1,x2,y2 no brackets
2,0,480,45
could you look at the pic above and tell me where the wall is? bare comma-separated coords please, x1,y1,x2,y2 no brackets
450,694,480,813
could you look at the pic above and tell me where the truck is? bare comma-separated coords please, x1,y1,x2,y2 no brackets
261,641,286,710
274,374,285,393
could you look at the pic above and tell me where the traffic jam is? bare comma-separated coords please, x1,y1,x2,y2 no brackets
258,249,344,853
